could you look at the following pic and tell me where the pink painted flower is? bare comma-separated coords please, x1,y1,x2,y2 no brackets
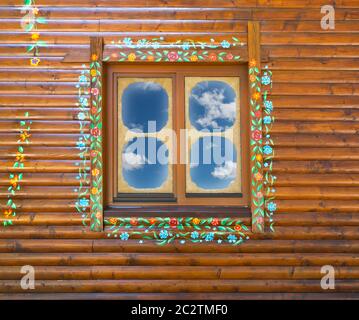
91,87,99,96
208,53,217,61
254,110,261,118
256,191,263,199
257,217,264,224
91,127,101,137
90,150,97,158
226,53,233,60
167,51,179,61
252,129,262,141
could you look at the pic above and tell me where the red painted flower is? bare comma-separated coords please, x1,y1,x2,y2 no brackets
91,127,101,137
149,218,156,224
234,224,242,231
211,218,219,226
254,110,261,118
90,150,97,158
130,218,138,226
208,53,217,61
226,53,233,60
169,218,178,228
167,51,179,61
91,107,97,115
252,129,262,141
91,87,99,96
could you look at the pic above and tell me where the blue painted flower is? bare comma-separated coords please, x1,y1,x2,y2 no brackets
191,231,199,239
205,232,214,242
182,42,190,50
120,232,129,241
267,201,277,212
261,75,271,86
159,229,169,239
76,140,86,150
264,100,273,112
123,37,133,46
152,42,160,49
79,198,89,207
77,112,86,121
79,75,88,83
263,116,272,124
263,145,273,155
136,39,147,48
264,162,269,168
221,40,230,48
227,234,237,243
79,97,88,107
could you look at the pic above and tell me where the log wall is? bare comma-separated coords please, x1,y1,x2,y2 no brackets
0,0,359,299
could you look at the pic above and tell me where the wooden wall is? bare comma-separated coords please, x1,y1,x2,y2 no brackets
1,0,359,299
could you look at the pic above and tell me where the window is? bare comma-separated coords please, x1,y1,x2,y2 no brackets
105,65,249,207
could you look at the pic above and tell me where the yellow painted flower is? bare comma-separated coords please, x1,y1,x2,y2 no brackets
254,172,263,181
91,54,98,61
10,175,18,188
91,187,98,195
32,7,39,15
90,69,97,77
30,57,40,66
190,55,198,62
249,74,256,82
31,33,40,41
256,154,262,161
20,132,30,142
3,209,12,217
249,59,256,67
109,218,118,225
16,152,24,162
92,168,100,176
95,211,102,219
147,55,154,61
192,218,200,225
127,53,136,61
252,92,260,100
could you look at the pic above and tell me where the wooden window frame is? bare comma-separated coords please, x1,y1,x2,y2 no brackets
89,21,265,234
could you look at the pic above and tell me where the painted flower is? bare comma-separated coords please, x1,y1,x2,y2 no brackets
267,201,277,212
252,129,262,141
90,127,101,137
130,218,138,226
77,112,86,120
257,216,264,224
31,33,39,41
109,218,117,225
221,40,230,48
91,187,98,195
95,211,102,219
208,53,217,61
123,37,133,46
19,132,30,142
256,191,263,199
90,69,97,77
79,75,88,83
234,224,242,231
92,168,100,176
91,87,99,96
169,218,178,228
120,232,129,241
30,57,40,66
227,234,237,243
264,100,273,112
148,218,156,225
111,53,118,59
167,51,179,61
16,152,24,162
10,175,18,188
79,198,89,207
190,55,198,62
192,218,200,225
226,53,233,60
249,59,256,67
76,141,86,150
256,154,263,161
263,116,272,124
147,55,154,61
180,42,189,50
211,218,219,226
159,229,169,239
252,92,261,100
91,54,98,61
254,110,261,118
79,97,89,106
136,39,147,48
261,75,271,86
127,53,136,61
205,232,214,242
191,231,199,239
249,74,256,82
254,172,263,181
263,145,273,155
152,42,160,49
90,150,97,158
90,107,97,115
3,209,12,217
32,7,39,15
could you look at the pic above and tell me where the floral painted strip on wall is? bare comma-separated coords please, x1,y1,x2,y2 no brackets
104,37,243,62
105,217,249,246
2,113,32,226
262,66,277,231
249,59,265,232
74,66,91,226
21,0,47,66
89,54,103,231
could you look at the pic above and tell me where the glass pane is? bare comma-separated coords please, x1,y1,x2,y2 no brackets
189,136,237,190
189,80,236,132
122,137,169,189
122,80,169,133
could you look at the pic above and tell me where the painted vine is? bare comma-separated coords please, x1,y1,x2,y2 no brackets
2,113,32,226
21,0,47,66
104,37,243,62
105,217,249,245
